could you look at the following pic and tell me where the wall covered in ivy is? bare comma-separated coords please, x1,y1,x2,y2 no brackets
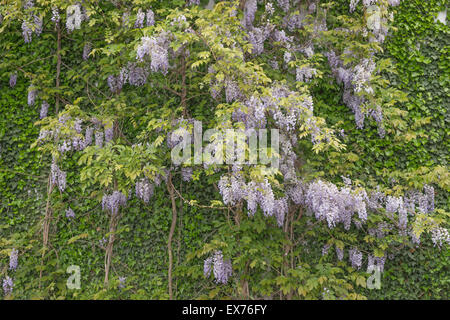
0,0,448,300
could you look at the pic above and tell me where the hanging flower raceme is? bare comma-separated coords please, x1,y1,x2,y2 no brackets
135,179,154,204
2,276,13,296
50,158,67,192
136,31,171,75
66,208,75,220
9,249,18,271
204,251,232,284
102,191,127,215
349,248,362,269
27,86,37,106
40,101,49,119
9,73,17,88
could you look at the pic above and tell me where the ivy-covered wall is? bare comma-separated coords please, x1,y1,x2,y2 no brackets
0,0,448,300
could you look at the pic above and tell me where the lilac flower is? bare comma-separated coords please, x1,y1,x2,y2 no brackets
9,73,17,88
287,14,303,32
189,0,200,6
3,276,13,296
40,101,49,119
122,11,130,28
305,180,367,230
410,229,421,245
269,59,279,70
58,139,72,154
363,0,377,6
9,249,18,271
66,208,75,220
218,176,233,206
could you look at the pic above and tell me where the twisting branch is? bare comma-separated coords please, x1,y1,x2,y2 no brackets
166,173,178,300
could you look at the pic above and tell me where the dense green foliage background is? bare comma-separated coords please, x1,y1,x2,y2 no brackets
0,0,448,299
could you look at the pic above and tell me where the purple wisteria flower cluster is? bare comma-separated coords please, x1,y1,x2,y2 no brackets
66,207,75,220
9,73,17,88
218,174,287,227
305,179,367,230
9,249,18,271
204,251,232,284
2,276,13,296
21,1,43,44
136,31,171,75
135,179,154,204
40,101,49,119
349,248,362,269
133,8,155,28
27,86,37,106
50,158,67,192
51,7,60,24
431,227,450,249
102,191,127,215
